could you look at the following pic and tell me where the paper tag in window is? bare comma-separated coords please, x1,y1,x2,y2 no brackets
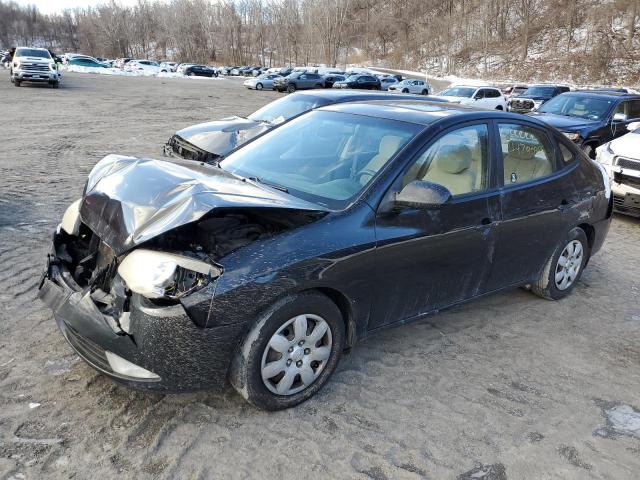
511,172,517,183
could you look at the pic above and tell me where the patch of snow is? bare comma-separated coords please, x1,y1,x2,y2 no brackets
605,404,640,438
62,65,224,80
29,402,41,409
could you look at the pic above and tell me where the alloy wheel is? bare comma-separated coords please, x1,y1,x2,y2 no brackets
260,314,332,396
555,240,584,290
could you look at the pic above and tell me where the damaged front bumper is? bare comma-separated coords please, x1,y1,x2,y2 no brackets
604,164,640,217
38,232,245,392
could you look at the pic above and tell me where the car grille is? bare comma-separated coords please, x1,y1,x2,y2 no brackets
21,63,50,72
64,322,112,373
613,194,640,217
168,135,219,163
510,98,534,111
613,171,640,190
615,156,640,171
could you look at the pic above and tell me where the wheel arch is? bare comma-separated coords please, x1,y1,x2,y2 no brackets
302,287,356,349
577,222,595,252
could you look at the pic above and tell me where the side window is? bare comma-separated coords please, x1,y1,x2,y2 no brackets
621,100,640,120
475,89,485,99
489,89,501,98
402,124,489,196
558,141,575,165
499,123,555,185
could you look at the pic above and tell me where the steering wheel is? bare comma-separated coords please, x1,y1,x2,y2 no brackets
355,168,378,184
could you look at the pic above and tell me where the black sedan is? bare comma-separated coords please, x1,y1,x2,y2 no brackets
39,101,612,410
183,65,218,77
163,90,450,163
332,74,381,90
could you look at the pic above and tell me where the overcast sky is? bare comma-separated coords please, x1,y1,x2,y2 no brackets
16,1,159,14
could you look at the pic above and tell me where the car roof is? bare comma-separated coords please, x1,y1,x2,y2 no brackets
294,90,435,102
560,91,640,100
319,99,541,126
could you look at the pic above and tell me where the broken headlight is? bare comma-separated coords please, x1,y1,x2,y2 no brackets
117,249,221,300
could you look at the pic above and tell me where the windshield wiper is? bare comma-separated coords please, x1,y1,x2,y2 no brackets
247,176,289,193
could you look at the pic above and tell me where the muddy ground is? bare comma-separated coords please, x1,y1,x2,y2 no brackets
0,72,639,479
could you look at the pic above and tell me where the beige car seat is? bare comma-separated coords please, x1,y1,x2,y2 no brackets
422,144,475,195
358,135,404,185
503,139,552,184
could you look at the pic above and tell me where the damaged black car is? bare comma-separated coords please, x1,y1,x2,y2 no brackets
39,100,612,410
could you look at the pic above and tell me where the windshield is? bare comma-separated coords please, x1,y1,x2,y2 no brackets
523,86,556,97
15,48,51,59
440,87,475,97
222,110,420,209
248,95,331,124
537,95,615,121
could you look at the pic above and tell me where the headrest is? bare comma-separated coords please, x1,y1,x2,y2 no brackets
507,139,538,160
435,144,471,173
378,135,403,158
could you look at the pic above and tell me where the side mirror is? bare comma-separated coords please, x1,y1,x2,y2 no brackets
474,94,482,100
627,121,640,132
395,180,451,209
613,112,627,122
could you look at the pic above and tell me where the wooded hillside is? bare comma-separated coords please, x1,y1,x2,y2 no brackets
1,0,638,85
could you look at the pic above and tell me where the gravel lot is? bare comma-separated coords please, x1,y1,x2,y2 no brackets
1,72,639,480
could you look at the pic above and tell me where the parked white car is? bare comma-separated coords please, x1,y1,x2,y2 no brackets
125,60,163,74
379,77,398,91
387,79,431,95
159,62,177,72
244,74,282,90
433,85,508,110
596,121,640,217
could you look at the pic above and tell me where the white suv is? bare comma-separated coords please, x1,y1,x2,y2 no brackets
10,47,60,88
388,79,431,95
434,85,507,110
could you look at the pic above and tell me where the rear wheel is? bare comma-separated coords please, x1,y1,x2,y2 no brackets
495,105,503,110
287,83,296,93
421,89,428,95
230,292,345,410
402,88,409,93
531,228,588,300
256,82,263,90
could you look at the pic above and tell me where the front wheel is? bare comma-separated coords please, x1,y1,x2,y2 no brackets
402,88,409,93
14,79,20,87
582,144,596,159
287,84,296,93
256,82,263,90
421,89,428,95
531,228,588,300
230,292,345,410
495,105,503,110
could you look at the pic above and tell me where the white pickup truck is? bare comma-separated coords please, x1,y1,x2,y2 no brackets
10,47,60,88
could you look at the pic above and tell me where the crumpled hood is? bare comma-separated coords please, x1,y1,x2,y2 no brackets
175,116,272,156
527,112,598,131
80,154,327,255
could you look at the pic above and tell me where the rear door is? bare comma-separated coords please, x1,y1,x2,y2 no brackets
484,120,577,291
612,99,640,138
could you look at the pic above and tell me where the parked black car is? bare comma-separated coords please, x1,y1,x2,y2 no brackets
184,65,218,77
528,91,640,158
332,74,381,90
164,90,449,163
40,101,611,410
272,72,325,92
322,74,346,88
508,84,571,113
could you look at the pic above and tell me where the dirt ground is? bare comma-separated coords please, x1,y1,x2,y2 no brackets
0,72,639,480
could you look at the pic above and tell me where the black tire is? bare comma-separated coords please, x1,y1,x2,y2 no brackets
402,88,409,93
531,227,589,300
315,83,323,88
229,292,345,410
256,82,263,90
287,83,296,93
421,89,428,95
14,79,20,87
495,105,503,110
51,81,59,89
582,144,596,159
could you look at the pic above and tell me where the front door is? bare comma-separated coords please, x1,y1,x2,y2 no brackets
369,122,500,330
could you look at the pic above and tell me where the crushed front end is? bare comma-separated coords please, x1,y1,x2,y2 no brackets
38,218,243,392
